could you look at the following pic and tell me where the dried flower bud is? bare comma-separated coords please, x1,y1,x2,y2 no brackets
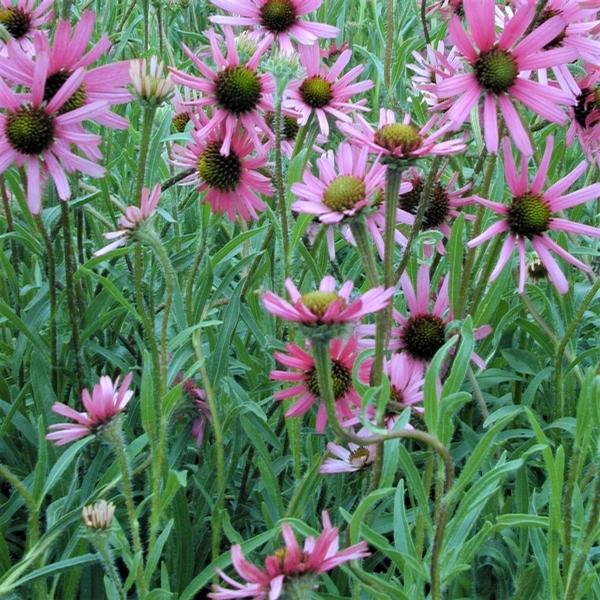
130,57,175,105
82,500,116,530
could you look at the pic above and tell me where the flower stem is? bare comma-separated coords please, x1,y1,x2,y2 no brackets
349,216,380,286
384,0,395,89
136,105,157,201
554,279,600,417
274,90,290,278
192,328,226,562
61,201,83,395
394,155,442,284
35,215,58,392
91,535,127,600
369,165,402,491
457,152,497,316
103,422,147,597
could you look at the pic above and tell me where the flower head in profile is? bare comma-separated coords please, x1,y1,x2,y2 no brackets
209,0,339,55
291,142,386,225
82,500,116,531
435,0,576,155
285,44,372,136
170,27,275,155
567,68,600,165
95,185,161,256
0,60,106,214
172,111,273,222
360,264,490,367
210,512,369,599
171,87,198,132
396,167,473,255
271,337,362,433
178,375,212,446
0,12,131,129
321,428,377,474
0,0,53,51
339,109,466,161
262,275,394,331
46,374,134,446
468,136,600,294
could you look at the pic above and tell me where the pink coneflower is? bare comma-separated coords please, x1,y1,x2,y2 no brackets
262,275,394,328
468,136,600,294
361,352,425,414
172,111,273,222
0,12,131,129
285,44,372,136
567,68,600,164
434,0,576,155
171,87,198,132
338,109,466,161
291,142,386,225
320,428,377,474
178,376,212,446
0,0,53,49
407,42,462,109
209,0,339,55
340,181,413,260
210,512,369,599
0,64,106,214
271,337,361,433
95,185,161,256
46,374,133,446
396,167,473,254
360,264,490,366
170,27,274,156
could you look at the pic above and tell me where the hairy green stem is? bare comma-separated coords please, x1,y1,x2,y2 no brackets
192,328,226,562
349,216,380,286
394,156,442,284
103,422,147,596
384,0,395,89
35,215,58,392
61,201,83,394
135,105,157,201
0,463,39,550
274,91,290,278
92,535,126,600
554,280,600,417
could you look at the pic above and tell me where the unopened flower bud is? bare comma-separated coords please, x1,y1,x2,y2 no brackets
82,500,116,531
130,57,175,105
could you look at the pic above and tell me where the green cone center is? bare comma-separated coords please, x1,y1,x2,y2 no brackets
43,70,88,114
0,7,31,39
299,76,333,109
6,106,55,155
374,123,423,154
172,112,190,133
260,0,297,33
323,175,366,212
474,48,518,93
306,358,352,399
349,447,371,467
266,112,300,141
215,66,262,114
402,315,446,361
508,193,551,238
197,141,242,191
399,180,450,228
301,291,342,317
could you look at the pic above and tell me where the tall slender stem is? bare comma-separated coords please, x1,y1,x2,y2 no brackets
91,536,127,600
349,216,380,286
193,328,226,562
61,201,83,394
35,215,58,392
394,156,442,284
103,422,147,597
136,105,157,201
384,0,395,89
274,90,290,278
